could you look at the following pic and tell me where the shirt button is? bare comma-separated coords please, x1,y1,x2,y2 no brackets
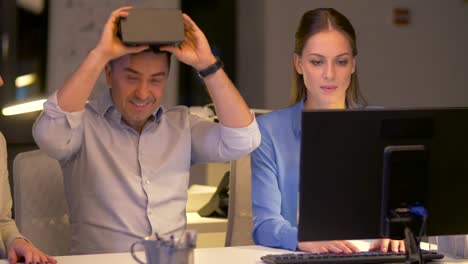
145,180,151,185
148,209,153,215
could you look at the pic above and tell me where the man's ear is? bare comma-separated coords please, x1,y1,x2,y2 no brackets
104,63,112,86
294,54,303,75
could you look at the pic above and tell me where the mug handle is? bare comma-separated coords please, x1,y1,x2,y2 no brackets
130,241,146,264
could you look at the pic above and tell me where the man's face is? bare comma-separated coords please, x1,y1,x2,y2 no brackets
0,75,4,86
105,52,169,132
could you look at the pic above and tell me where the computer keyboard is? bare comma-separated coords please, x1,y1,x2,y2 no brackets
260,250,444,264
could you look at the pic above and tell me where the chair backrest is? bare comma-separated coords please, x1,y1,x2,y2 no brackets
225,155,254,246
13,149,70,256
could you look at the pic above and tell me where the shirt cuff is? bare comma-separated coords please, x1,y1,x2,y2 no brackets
2,222,26,250
44,91,85,129
219,111,260,135
280,226,299,251
218,111,261,152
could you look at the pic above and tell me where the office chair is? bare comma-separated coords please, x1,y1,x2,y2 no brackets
225,155,255,246
13,149,70,256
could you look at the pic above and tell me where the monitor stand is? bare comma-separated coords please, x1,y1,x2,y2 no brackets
404,226,424,264
381,145,428,264
386,208,426,264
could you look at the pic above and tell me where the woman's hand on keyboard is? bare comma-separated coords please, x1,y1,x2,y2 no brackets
369,239,405,253
298,241,360,254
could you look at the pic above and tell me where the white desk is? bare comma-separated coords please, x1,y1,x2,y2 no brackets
186,212,228,248
1,245,468,264
0,246,287,264
186,212,227,233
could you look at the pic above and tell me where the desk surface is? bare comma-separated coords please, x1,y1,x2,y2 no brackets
1,245,468,264
186,212,227,233
0,246,287,264
186,212,227,247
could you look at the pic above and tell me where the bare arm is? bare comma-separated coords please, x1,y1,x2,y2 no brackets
57,6,148,112
57,49,109,112
202,67,252,128
161,14,252,128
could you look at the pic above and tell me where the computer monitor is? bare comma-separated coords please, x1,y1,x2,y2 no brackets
298,108,468,242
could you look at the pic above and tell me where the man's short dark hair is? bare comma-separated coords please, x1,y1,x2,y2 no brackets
148,46,172,68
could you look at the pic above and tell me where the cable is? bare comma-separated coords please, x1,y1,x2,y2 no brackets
409,206,428,243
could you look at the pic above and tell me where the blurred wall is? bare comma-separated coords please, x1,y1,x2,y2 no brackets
237,0,468,110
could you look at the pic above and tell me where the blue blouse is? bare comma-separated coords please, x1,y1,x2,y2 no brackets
251,101,374,250
251,101,304,250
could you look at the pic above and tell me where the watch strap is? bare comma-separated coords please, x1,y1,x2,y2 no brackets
198,57,224,78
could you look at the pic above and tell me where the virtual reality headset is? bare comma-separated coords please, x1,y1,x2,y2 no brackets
118,9,184,48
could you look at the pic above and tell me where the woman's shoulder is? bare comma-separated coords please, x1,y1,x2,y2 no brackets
257,102,302,126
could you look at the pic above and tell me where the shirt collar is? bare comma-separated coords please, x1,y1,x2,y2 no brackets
88,88,164,124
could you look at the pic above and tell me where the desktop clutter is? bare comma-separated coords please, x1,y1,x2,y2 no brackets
131,231,197,264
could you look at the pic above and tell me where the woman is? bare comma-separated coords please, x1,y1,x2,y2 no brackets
0,75,56,264
251,8,404,253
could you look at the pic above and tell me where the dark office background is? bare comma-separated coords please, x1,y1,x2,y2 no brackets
179,0,236,107
1,1,49,200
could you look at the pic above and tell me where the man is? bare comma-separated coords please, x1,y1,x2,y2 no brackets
1,75,56,264
33,7,260,254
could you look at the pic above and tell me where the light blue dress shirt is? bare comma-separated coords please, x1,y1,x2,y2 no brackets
33,89,260,254
251,101,304,251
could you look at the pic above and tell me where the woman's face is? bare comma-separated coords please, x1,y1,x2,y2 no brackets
294,30,356,109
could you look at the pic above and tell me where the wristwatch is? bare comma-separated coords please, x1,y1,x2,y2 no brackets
197,57,224,78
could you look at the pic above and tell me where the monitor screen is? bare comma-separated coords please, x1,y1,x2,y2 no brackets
298,108,468,242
